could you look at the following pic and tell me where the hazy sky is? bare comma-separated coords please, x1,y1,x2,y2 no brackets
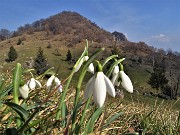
0,0,179,51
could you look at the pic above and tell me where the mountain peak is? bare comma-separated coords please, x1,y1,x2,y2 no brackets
112,31,127,41
14,11,113,43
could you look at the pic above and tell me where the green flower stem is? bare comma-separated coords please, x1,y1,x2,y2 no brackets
71,48,104,131
55,43,89,120
102,54,118,67
95,60,103,72
106,58,125,77
13,63,22,127
119,63,124,71
71,70,86,132
22,68,34,74
13,63,22,104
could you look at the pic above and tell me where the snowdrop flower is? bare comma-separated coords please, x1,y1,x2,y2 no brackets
19,84,29,99
27,78,42,90
119,71,133,93
84,62,115,107
46,75,62,92
74,56,89,72
74,55,94,74
111,65,119,85
114,64,133,93
46,75,55,90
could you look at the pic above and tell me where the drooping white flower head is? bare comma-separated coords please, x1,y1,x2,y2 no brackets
74,56,89,72
111,65,119,85
111,63,133,93
113,65,119,75
75,55,94,74
46,75,62,92
84,56,94,74
19,84,29,99
84,62,115,107
119,71,133,93
87,63,94,74
27,78,42,90
46,75,55,90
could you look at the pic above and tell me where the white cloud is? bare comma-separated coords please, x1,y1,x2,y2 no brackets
144,34,174,51
152,34,165,38
150,34,170,42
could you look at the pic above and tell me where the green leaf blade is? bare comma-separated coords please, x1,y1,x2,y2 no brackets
103,111,123,129
85,107,103,134
3,102,29,122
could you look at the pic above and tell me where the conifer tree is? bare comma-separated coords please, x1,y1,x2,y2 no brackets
17,38,22,45
7,46,18,62
147,60,168,93
34,47,49,75
66,49,72,61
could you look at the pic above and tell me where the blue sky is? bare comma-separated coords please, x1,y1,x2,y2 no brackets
0,0,179,52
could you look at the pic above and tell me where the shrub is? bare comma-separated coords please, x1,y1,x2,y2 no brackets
33,47,49,74
7,46,18,62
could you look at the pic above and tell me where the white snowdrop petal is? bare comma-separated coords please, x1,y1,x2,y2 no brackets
46,75,55,87
54,77,61,85
87,63,94,74
111,73,119,85
74,57,84,72
93,72,106,107
29,78,36,90
46,75,55,91
111,66,120,86
113,66,119,75
35,80,42,88
58,85,63,93
104,75,116,97
120,71,133,93
54,77,62,92
19,84,29,99
84,76,95,99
